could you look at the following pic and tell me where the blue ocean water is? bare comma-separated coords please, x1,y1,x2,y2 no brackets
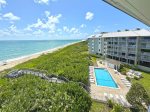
94,68,118,88
0,40,80,61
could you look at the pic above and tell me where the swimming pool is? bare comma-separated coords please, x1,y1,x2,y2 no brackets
94,68,118,88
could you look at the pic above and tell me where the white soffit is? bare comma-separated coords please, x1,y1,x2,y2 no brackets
104,0,150,26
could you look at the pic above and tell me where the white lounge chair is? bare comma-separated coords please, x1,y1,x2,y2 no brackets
104,93,109,100
90,80,95,83
115,94,124,105
121,78,125,80
120,95,129,107
90,76,94,79
90,78,94,81
123,80,130,83
124,82,131,85
125,85,131,87
109,94,114,101
129,69,134,73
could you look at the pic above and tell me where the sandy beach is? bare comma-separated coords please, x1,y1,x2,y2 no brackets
0,41,81,72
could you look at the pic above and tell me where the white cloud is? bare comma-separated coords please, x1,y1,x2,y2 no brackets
94,26,101,33
63,26,69,32
0,13,2,20
85,12,94,21
80,24,86,28
45,11,50,17
26,12,62,33
70,27,79,34
0,0,6,8
33,29,44,36
63,26,79,34
3,12,20,21
34,0,49,4
34,0,57,5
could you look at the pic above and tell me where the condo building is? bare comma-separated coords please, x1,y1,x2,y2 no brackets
88,29,150,71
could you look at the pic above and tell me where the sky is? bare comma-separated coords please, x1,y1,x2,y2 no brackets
0,0,149,40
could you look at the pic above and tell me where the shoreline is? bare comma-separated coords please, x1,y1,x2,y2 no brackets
0,41,81,72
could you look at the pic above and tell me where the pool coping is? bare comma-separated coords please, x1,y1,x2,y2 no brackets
93,67,120,89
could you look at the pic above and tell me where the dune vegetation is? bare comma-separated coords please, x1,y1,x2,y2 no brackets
14,41,90,85
0,41,92,112
0,75,91,112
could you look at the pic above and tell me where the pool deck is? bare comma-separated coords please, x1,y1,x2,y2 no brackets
89,61,131,107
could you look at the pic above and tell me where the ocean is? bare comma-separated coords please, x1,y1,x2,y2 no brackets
0,40,80,61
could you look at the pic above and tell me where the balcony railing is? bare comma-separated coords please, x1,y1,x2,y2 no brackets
128,40,136,43
127,56,135,60
128,45,136,48
128,50,136,54
141,57,150,62
141,52,150,56
141,45,150,49
140,39,150,43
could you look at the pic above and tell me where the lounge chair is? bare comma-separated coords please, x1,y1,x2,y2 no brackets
125,83,131,85
115,94,124,105
104,93,109,100
109,94,114,100
120,95,129,107
121,78,125,80
125,85,131,87
129,69,134,73
89,74,92,76
122,80,130,83
90,80,95,83
90,79,94,81
124,82,131,85
89,76,94,79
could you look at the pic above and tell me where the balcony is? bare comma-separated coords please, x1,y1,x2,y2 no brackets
127,56,135,60
128,50,136,54
128,40,136,43
128,45,136,48
141,52,150,56
141,45,150,49
140,39,150,43
119,55,126,58
141,56,150,62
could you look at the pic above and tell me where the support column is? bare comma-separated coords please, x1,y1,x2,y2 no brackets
135,37,140,65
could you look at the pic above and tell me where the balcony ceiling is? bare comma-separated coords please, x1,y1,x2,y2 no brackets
104,0,150,26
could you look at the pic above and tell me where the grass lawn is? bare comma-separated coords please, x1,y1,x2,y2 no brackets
90,101,111,112
90,100,131,112
132,71,150,97
120,66,150,97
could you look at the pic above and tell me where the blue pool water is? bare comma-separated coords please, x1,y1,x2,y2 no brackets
94,68,118,88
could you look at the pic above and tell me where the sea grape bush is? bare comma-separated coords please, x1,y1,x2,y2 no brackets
0,75,91,112
15,41,90,85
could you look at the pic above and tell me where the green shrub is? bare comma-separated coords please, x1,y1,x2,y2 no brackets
134,76,139,80
126,83,150,111
0,41,93,112
126,76,131,81
14,41,90,85
107,99,114,108
0,75,92,112
111,103,124,112
121,71,126,75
